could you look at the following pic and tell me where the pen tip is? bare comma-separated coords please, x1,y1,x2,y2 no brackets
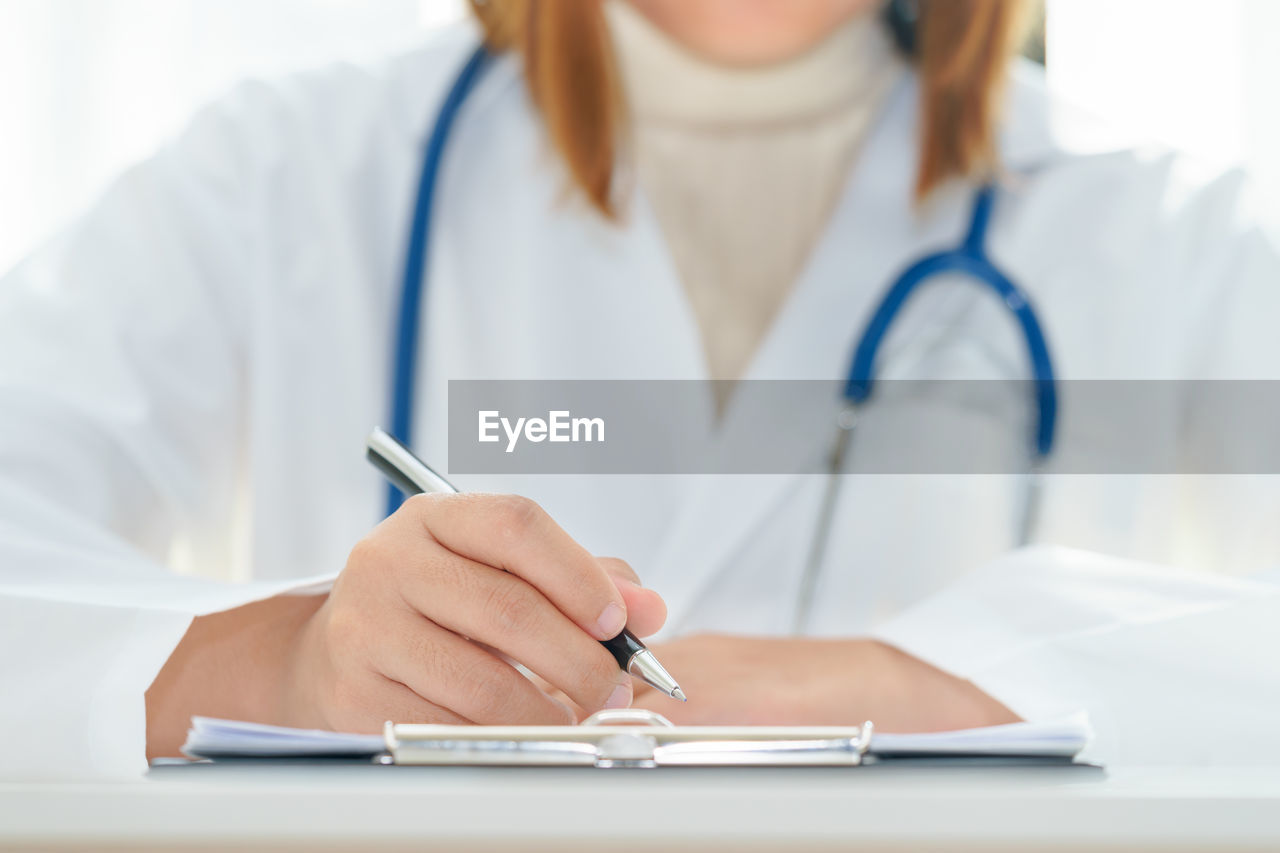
671,687,687,703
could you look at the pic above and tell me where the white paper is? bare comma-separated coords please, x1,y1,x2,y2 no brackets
868,712,1092,757
184,717,384,757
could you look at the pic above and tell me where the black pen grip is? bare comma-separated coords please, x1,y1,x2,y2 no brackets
600,629,645,670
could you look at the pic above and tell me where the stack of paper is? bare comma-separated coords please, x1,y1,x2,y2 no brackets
869,712,1091,757
184,717,384,758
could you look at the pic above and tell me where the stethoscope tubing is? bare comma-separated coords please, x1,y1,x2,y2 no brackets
793,188,1058,632
387,45,493,517
844,185,1057,459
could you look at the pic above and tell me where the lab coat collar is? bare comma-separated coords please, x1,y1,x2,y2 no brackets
395,26,525,151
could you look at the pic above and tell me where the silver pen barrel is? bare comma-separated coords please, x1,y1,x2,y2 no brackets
629,649,687,702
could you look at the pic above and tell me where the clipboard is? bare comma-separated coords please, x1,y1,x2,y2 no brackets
383,710,876,768
181,710,1092,768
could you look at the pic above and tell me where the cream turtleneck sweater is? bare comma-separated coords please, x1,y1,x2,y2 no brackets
604,1,903,392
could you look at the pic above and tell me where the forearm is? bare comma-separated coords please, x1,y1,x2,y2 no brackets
631,634,1019,729
781,638,1019,731
144,593,325,759
862,640,1019,732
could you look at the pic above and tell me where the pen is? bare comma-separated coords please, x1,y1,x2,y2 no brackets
365,427,687,703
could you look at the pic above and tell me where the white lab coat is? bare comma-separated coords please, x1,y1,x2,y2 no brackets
2,22,1279,780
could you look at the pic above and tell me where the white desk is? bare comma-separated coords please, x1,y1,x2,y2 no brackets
3,763,1279,851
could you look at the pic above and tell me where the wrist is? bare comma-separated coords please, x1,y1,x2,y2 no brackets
274,594,331,728
145,593,326,758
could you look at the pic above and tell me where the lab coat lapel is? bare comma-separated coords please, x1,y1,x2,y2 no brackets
649,75,984,634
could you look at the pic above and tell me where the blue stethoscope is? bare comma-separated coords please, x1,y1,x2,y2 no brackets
385,45,1058,631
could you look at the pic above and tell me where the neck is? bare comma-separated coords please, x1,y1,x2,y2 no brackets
605,0,902,127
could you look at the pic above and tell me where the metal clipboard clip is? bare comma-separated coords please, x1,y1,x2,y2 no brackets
383,709,874,768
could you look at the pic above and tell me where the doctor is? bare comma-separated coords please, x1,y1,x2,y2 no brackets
2,0,1280,779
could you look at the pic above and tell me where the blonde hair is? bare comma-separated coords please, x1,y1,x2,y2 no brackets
470,0,1032,216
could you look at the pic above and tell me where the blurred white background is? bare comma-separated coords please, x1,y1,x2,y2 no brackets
1047,0,1280,229
0,0,465,273
0,0,1276,274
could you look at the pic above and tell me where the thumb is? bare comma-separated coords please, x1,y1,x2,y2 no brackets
597,557,667,639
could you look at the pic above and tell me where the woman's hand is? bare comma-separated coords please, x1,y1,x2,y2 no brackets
629,634,1018,732
146,494,666,757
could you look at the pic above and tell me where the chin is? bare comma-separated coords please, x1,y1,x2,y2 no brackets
634,0,875,67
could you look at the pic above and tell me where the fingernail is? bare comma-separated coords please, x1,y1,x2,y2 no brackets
605,681,632,710
596,602,625,638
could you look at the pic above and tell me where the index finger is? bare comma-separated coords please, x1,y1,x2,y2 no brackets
399,493,627,641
